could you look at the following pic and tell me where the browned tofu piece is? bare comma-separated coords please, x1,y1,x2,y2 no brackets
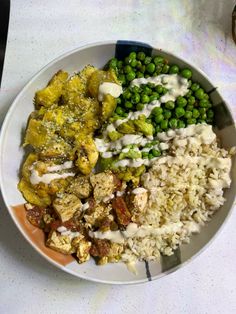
90,172,115,202
66,176,92,199
131,190,148,212
46,231,75,254
76,239,91,263
53,193,82,222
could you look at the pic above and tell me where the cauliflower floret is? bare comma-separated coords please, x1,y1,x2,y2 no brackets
90,172,115,202
46,231,75,254
53,193,82,222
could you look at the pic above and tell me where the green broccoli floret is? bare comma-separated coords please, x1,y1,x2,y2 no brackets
133,119,154,136
117,120,136,134
108,130,123,141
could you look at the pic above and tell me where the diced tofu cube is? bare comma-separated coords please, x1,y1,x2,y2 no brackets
53,193,82,222
66,176,92,199
132,191,148,211
84,202,111,227
90,172,115,202
46,231,74,254
76,239,91,263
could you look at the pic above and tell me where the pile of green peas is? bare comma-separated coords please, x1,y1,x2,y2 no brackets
115,82,169,116
108,51,192,87
150,83,214,134
108,51,214,133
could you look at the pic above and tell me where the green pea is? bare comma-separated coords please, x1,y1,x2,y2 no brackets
146,63,156,74
151,149,161,157
126,71,136,81
124,56,131,64
161,64,170,73
141,94,150,104
142,86,152,95
195,88,205,100
188,96,196,105
191,83,200,91
145,142,153,148
148,153,154,159
187,118,197,125
140,65,146,73
118,74,126,85
163,110,172,119
186,104,194,111
125,101,133,109
155,114,164,123
117,60,123,69
155,125,162,133
136,72,144,78
131,93,140,104
155,85,163,94
149,93,160,102
177,96,187,107
130,59,137,67
177,120,185,128
142,151,149,159
200,113,207,120
129,52,136,59
124,65,132,73
204,94,209,100
169,118,178,128
147,82,155,89
109,58,118,69
207,109,214,118
175,107,185,118
184,111,192,119
161,119,168,129
153,56,164,65
192,109,200,118
162,87,168,94
144,56,152,65
136,103,144,111
169,65,179,74
185,90,192,98
131,86,139,93
137,51,145,61
123,113,128,118
115,106,124,115
165,101,175,110
155,63,163,74
123,90,132,99
199,108,206,114
152,107,163,115
199,99,209,108
116,97,121,105
181,68,192,79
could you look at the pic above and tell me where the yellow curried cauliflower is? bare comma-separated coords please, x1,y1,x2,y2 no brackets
53,193,82,222
90,172,115,202
46,231,75,254
76,239,92,263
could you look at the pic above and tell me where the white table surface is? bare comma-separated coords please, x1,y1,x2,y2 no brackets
0,1,236,313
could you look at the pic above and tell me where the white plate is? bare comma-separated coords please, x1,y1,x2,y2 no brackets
1,41,236,284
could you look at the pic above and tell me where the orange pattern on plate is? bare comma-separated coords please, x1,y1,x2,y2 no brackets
12,204,75,266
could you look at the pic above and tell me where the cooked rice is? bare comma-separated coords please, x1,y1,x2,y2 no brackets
121,130,234,263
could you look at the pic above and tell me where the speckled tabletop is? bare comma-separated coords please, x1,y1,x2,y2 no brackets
0,1,236,313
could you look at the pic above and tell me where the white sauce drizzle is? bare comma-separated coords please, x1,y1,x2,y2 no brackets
98,82,123,101
131,74,189,102
30,169,75,185
47,161,73,172
89,221,200,244
57,226,81,240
